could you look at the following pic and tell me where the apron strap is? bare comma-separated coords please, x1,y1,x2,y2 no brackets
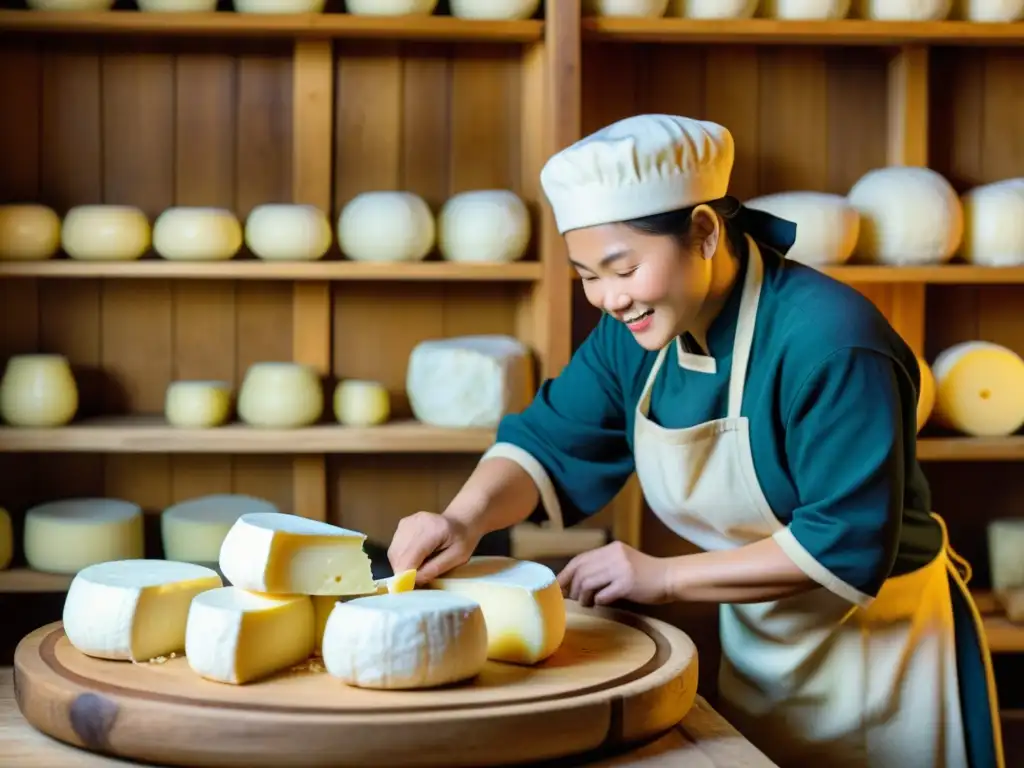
727,236,765,420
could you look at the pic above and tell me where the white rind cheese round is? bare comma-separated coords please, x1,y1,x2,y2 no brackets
0,508,11,571
26,0,113,9
666,0,758,17
953,0,1024,19
987,518,1024,592
438,190,531,264
233,0,325,12
448,0,540,18
931,341,1024,437
406,335,533,428
185,587,315,685
63,559,222,662
61,205,151,261
322,591,488,689
24,498,144,574
138,0,217,10
0,204,61,261
345,0,438,13
338,191,435,263
960,179,1024,267
0,353,79,427
161,494,278,564
333,379,390,427
847,167,963,265
744,191,859,267
164,380,232,428
245,204,332,262
584,0,670,16
430,556,566,665
237,362,323,428
760,0,851,17
916,354,935,434
851,0,952,18
152,207,242,262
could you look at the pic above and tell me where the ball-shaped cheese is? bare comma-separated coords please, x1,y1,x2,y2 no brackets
916,355,935,433
345,0,438,14
62,205,150,261
338,191,434,263
24,498,144,574
0,205,61,261
761,0,851,17
744,191,859,267
165,381,232,428
0,353,78,427
847,167,963,266
953,0,1024,20
584,0,670,16
245,204,332,262
851,0,952,18
960,179,1024,267
438,190,531,264
333,380,390,427
931,341,1024,438
448,0,540,18
233,0,325,12
237,362,323,428
666,0,758,16
152,207,242,262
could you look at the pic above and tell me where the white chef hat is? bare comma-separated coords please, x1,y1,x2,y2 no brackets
540,114,735,234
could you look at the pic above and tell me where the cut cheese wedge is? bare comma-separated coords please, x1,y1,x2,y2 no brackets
63,559,222,662
313,568,418,654
429,556,566,665
218,512,375,596
185,587,315,685
322,591,488,689
931,341,1024,437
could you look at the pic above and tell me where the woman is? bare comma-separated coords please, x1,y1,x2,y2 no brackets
387,114,1002,768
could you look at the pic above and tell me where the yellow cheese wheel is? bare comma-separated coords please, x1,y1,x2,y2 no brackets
237,362,323,428
0,204,61,261
164,380,232,428
62,205,150,261
333,380,390,427
152,207,242,262
0,507,11,571
24,498,144,574
916,355,935,433
0,353,79,427
931,341,1024,437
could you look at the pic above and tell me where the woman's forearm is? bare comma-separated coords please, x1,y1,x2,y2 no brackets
442,457,540,538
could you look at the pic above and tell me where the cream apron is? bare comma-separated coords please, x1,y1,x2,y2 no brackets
632,236,1004,768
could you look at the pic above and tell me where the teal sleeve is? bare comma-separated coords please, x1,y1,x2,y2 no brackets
493,314,635,526
777,347,904,602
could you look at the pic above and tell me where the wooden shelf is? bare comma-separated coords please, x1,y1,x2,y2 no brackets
0,416,496,454
917,437,1024,462
0,10,543,41
0,259,544,282
0,568,72,593
582,17,1024,46
972,591,1024,654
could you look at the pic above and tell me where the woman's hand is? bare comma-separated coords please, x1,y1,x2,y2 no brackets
387,511,482,585
557,541,675,607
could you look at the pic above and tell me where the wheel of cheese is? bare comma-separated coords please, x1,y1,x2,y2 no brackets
931,341,1024,437
953,0,1024,19
0,204,61,261
760,0,851,17
916,354,935,433
0,353,78,427
237,362,323,428
23,498,144,575
61,205,150,262
744,191,859,267
584,0,670,16
666,0,758,17
847,167,963,266
233,0,325,12
164,381,232,428
152,207,242,262
333,379,390,427
245,204,332,262
438,190,531,264
0,508,11,571
851,0,952,18
986,518,1024,592
960,179,1024,267
345,0,438,14
26,0,113,8
137,0,216,10
322,591,489,689
448,0,540,18
161,494,278,564
338,191,435,263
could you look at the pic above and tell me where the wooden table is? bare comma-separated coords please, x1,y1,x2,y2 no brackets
0,668,775,767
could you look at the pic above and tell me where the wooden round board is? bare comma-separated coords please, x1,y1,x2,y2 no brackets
13,601,699,768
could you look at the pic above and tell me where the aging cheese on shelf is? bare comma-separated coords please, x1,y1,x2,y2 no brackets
152,207,242,262
584,0,669,14
0,507,11,571
987,518,1024,592
233,0,326,12
218,512,376,596
931,341,1024,437
953,0,1024,20
438,190,531,264
24,498,144,575
185,587,315,685
322,591,488,689
744,191,859,267
448,0,540,18
0,204,61,261
337,191,435,263
161,494,278,564
406,335,533,428
960,179,1024,267
666,0,758,16
760,0,851,19
851,0,952,17
245,204,332,262
164,380,232,428
63,560,222,663
137,0,217,10
236,362,323,428
0,353,79,428
916,354,936,434
429,556,566,665
345,0,438,13
61,205,151,262
333,379,390,427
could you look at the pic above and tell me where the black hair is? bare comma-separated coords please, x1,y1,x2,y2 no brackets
621,196,745,249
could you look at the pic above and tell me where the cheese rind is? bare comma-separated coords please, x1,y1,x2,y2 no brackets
24,498,144,574
953,0,1024,21
152,207,242,262
0,204,61,261
218,512,375,596
960,179,1024,267
237,362,323,428
930,341,1024,437
333,379,390,427
62,205,150,262
448,0,540,18
162,494,278,564
0,353,79,427
245,204,332,262
760,0,851,16
63,559,222,662
337,191,435,263
313,569,418,654
852,0,952,18
744,191,859,267
345,0,439,13
429,556,566,665
437,190,531,264
185,587,315,684
322,591,488,689
666,0,757,16
164,380,232,428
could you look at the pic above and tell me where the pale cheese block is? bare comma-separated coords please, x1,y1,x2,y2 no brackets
744,191,859,267
666,0,758,16
63,559,222,662
161,494,278,564
953,0,1024,19
585,0,669,14
0,353,78,427
0,204,61,261
237,362,323,428
233,0,325,11
62,205,150,261
164,380,232,428
429,556,566,665
931,341,1024,437
345,0,438,13
851,0,952,18
338,191,435,263
0,508,11,571
333,379,390,427
152,207,242,262
313,568,417,654
848,167,963,266
219,512,376,596
438,190,531,264
24,498,144,575
185,587,315,685
760,0,851,17
322,591,488,689
245,204,332,262
448,0,540,18
987,518,1024,592
960,179,1024,267
916,354,935,434
406,335,533,428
